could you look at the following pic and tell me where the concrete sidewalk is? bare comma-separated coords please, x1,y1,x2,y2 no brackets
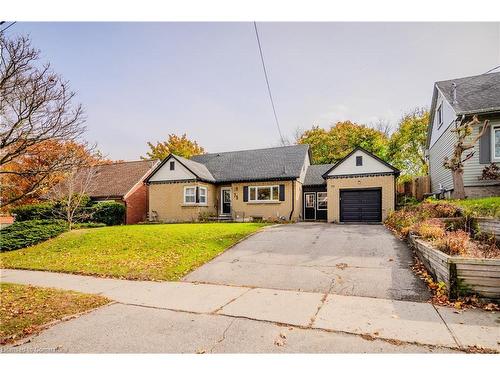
1,269,499,352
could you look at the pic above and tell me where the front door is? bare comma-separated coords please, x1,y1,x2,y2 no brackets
221,188,231,215
304,193,316,220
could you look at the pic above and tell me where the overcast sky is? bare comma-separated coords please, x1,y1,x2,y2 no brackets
8,22,500,160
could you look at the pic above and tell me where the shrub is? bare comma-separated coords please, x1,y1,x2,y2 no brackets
435,230,470,256
90,202,125,226
10,203,56,221
420,201,461,218
72,222,106,229
0,220,68,252
384,209,418,236
412,219,445,240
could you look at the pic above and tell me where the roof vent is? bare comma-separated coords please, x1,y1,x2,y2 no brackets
282,165,287,175
451,82,457,104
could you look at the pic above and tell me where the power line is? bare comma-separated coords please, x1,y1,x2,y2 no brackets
455,64,500,88
0,21,16,33
253,21,285,146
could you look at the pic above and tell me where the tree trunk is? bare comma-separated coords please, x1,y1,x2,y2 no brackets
451,169,466,199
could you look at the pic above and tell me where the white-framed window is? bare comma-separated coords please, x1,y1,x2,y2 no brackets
317,192,327,210
305,194,315,208
198,186,207,204
184,186,196,204
493,125,500,162
436,104,443,128
249,186,279,202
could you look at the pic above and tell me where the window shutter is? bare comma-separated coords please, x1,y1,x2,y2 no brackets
195,186,200,203
279,184,285,201
243,186,248,202
479,125,491,164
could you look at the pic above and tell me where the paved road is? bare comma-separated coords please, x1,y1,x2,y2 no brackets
184,223,431,301
3,269,498,353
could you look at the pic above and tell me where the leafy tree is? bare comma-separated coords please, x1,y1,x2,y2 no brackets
387,108,429,180
142,133,205,160
297,121,389,164
1,34,88,207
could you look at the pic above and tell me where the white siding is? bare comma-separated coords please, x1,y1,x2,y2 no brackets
463,118,500,187
148,157,196,182
429,89,457,149
326,149,393,176
298,152,311,183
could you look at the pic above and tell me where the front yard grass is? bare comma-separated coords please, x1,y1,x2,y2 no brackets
0,283,109,344
0,223,267,281
451,197,500,219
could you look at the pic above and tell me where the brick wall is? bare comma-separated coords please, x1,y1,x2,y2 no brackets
124,184,148,224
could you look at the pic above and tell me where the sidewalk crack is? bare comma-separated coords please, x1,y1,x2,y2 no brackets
308,277,335,328
432,304,462,349
208,318,236,353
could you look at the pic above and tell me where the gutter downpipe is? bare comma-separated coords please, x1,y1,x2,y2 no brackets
289,180,295,221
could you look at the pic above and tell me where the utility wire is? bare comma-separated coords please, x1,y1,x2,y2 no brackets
455,64,500,88
253,21,285,146
0,21,16,33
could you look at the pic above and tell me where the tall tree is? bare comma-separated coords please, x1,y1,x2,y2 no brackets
142,133,205,160
297,121,389,164
387,108,429,180
443,115,490,199
0,34,87,207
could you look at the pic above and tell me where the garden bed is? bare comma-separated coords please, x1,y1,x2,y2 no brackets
409,234,500,301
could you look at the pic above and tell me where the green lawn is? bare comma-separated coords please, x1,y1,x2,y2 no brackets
452,197,500,218
0,223,267,281
1,283,109,344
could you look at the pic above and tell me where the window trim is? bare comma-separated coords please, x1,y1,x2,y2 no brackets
248,185,280,202
436,103,443,129
316,192,327,210
169,161,175,170
198,186,207,204
183,186,197,204
492,125,500,162
356,155,363,166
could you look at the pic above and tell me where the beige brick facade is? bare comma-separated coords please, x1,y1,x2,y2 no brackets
148,179,302,222
326,175,395,222
148,181,217,222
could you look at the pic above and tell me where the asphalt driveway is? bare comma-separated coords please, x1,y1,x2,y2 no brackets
184,223,431,301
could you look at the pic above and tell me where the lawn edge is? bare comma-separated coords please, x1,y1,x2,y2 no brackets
1,299,115,348
0,223,277,282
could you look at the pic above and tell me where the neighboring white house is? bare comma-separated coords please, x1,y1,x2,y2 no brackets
426,72,500,198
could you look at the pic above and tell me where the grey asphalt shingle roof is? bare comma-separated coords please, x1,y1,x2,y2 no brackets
303,164,334,186
190,144,310,183
174,155,215,182
436,72,500,115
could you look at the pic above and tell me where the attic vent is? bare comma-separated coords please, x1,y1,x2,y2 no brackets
282,165,287,174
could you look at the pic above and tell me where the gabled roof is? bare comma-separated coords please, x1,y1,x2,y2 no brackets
435,72,500,115
144,154,215,183
322,147,399,178
88,160,157,198
303,164,335,186
427,72,500,148
190,144,310,183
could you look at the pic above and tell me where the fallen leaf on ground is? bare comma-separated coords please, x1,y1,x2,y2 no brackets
335,263,348,270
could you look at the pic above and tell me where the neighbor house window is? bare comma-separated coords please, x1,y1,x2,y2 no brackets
248,186,279,202
184,187,196,204
493,125,500,161
317,192,327,210
437,104,443,128
170,161,175,170
356,156,363,166
198,187,207,204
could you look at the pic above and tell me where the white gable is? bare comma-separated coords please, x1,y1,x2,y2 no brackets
326,149,393,176
429,87,457,149
148,156,196,182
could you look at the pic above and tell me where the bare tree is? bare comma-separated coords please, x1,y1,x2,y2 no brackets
50,165,99,230
443,115,490,199
371,118,393,137
0,33,86,206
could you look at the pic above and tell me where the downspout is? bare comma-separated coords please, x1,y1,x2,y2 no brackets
289,180,295,221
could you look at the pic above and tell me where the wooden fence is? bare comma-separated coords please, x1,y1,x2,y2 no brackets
396,175,431,201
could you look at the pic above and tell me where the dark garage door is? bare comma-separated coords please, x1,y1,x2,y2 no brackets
340,188,382,223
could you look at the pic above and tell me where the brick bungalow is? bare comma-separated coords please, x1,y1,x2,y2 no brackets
88,160,156,224
144,145,400,223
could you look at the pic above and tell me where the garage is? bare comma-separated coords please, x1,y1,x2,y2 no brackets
340,188,382,222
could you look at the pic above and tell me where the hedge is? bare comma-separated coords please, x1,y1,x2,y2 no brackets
0,220,68,252
10,201,125,226
11,203,55,221
90,202,125,226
